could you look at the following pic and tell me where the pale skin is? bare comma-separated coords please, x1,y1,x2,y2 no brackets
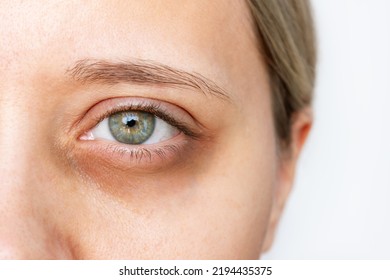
0,0,311,259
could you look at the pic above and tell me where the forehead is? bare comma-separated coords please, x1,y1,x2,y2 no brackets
0,0,263,96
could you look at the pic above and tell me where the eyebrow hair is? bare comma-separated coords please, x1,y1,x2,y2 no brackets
67,59,230,100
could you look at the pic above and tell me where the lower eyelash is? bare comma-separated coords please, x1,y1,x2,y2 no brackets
148,144,180,161
103,142,182,164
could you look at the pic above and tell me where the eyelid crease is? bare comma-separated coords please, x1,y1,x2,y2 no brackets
67,58,232,102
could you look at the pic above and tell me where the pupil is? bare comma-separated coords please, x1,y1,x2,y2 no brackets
126,119,137,127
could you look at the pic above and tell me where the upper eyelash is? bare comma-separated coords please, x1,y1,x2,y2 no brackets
90,101,201,140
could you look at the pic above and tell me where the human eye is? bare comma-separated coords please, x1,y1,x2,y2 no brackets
84,109,180,145
75,97,203,169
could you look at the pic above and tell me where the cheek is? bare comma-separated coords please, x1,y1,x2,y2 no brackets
64,168,275,259
61,121,277,259
53,126,277,259
186,116,277,258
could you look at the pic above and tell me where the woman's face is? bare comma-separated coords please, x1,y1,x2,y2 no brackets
0,0,301,259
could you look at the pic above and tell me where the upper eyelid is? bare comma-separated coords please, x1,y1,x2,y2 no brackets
74,97,204,141
94,103,201,139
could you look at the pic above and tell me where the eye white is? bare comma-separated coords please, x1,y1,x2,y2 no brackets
87,115,179,144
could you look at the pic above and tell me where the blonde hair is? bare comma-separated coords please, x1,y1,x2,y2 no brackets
246,0,316,144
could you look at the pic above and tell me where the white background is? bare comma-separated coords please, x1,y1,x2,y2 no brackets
2,261,390,280
263,0,390,259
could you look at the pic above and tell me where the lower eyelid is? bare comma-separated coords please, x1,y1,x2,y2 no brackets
74,131,192,171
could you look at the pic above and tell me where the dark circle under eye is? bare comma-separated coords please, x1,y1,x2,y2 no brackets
108,111,155,144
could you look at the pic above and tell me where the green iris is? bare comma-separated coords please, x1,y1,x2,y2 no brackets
108,111,155,144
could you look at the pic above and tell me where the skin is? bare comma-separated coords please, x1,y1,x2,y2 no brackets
0,0,311,259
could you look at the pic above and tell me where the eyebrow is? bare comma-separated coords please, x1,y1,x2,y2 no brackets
67,59,230,100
